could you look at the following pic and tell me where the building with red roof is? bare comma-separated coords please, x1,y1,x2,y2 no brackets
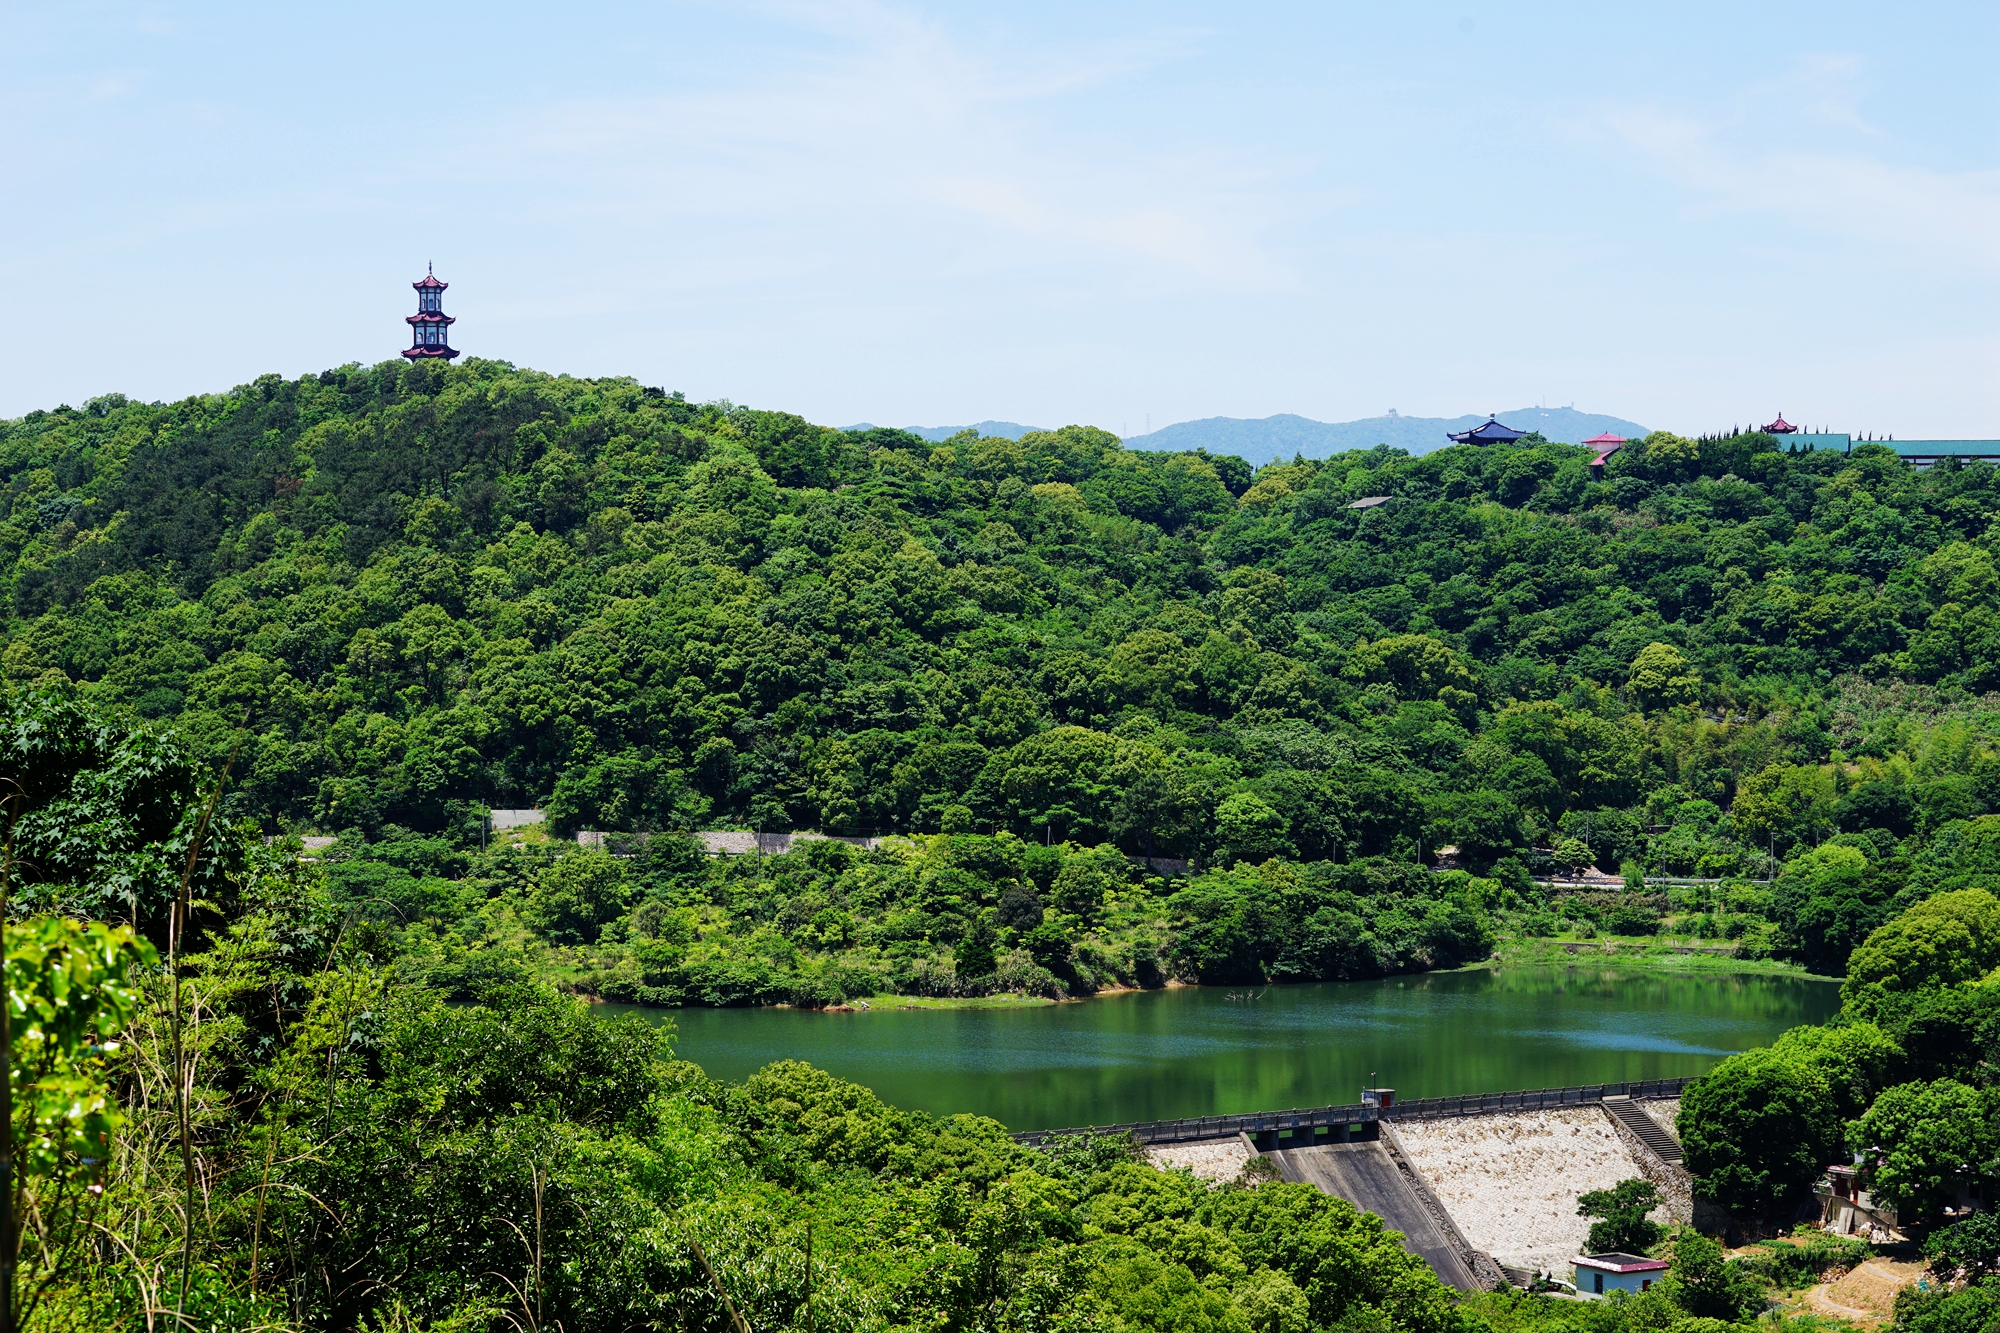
1583,430,1626,476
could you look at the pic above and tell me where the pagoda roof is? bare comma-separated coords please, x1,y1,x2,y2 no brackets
1446,416,1527,445
413,262,447,290
1764,414,1797,434
1582,431,1627,445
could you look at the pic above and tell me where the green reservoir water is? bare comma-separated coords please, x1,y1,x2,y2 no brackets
605,967,1839,1132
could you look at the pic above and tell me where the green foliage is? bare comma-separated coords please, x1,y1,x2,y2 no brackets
38,368,2000,1319
0,683,251,940
7,916,155,1179
1736,1232,1870,1290
1662,1231,1764,1322
18,367,2000,989
1678,1047,1839,1215
1926,1211,2000,1280
0,684,1492,1332
1771,842,1915,976
1848,1078,1999,1218
1575,1178,1663,1253
1769,1021,1901,1120
1893,1274,2000,1333
523,847,629,944
4,914,156,1327
1552,838,1594,877
1629,643,1701,711
1842,888,2000,1018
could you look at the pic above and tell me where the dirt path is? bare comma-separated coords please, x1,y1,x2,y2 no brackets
1797,1259,1929,1326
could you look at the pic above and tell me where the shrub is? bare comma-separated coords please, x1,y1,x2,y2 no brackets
1662,1232,1763,1321
1928,1212,2000,1280
1738,1233,1869,1289
1576,1178,1663,1253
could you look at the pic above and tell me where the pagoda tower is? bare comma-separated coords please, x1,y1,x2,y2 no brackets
402,263,459,361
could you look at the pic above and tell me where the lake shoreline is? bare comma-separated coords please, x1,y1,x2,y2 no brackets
611,966,1840,1129
1483,937,1839,981
586,948,1835,1016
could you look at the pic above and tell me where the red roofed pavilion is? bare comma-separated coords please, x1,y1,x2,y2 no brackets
1584,431,1626,475
402,263,459,361
1763,414,1797,434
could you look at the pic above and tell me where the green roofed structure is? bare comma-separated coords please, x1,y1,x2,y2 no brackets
1770,433,2000,467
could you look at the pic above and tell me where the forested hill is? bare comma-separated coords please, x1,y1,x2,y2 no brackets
6,357,2000,892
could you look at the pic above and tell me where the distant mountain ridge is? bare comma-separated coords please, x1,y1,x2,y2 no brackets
843,420,1042,442
842,408,1649,459
1121,407,1650,461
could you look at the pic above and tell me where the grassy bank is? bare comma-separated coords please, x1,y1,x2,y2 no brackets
1487,934,1836,979
875,992,1062,1009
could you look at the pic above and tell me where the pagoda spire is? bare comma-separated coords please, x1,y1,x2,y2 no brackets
402,263,459,361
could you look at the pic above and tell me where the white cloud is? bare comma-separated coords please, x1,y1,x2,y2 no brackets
1600,55,2000,274
470,1,1291,288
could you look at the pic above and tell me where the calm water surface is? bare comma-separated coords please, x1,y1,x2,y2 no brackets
603,966,1838,1132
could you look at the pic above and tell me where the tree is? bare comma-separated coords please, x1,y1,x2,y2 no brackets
1345,635,1478,705
524,849,630,944
0,686,246,940
1168,877,1279,984
1629,643,1700,711
1552,837,1594,878
1732,764,1838,853
1770,1022,1901,1120
1048,848,1124,925
985,727,1178,847
1575,1178,1662,1253
955,915,998,982
1214,793,1294,866
1679,1047,1840,1215
5,917,155,1329
1480,703,1644,814
1428,789,1527,870
1849,1079,1999,1219
1662,1231,1760,1321
997,883,1045,932
1836,781,1917,838
1843,889,2000,1018
1770,843,1882,976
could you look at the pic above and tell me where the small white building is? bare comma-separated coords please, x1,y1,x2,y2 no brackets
1573,1253,1667,1298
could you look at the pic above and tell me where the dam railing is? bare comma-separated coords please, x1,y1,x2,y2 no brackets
1011,1076,1697,1146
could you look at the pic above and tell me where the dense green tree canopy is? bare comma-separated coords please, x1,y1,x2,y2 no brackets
9,365,2000,872
8,359,1946,1329
20,365,2000,1004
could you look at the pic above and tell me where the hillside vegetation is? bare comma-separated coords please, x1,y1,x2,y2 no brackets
0,687,1889,1333
13,360,2000,1003
17,360,2000,1329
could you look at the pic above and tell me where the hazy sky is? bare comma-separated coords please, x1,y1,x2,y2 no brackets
5,1,1996,435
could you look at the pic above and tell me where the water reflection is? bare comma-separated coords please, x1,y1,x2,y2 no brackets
602,966,1838,1132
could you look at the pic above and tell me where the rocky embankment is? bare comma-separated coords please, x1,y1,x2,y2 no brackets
1393,1106,1673,1274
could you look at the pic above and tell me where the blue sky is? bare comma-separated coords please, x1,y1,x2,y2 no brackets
4,1,1995,435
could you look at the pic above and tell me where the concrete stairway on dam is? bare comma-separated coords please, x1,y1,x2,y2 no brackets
1602,1096,1681,1164
1266,1142,1482,1291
